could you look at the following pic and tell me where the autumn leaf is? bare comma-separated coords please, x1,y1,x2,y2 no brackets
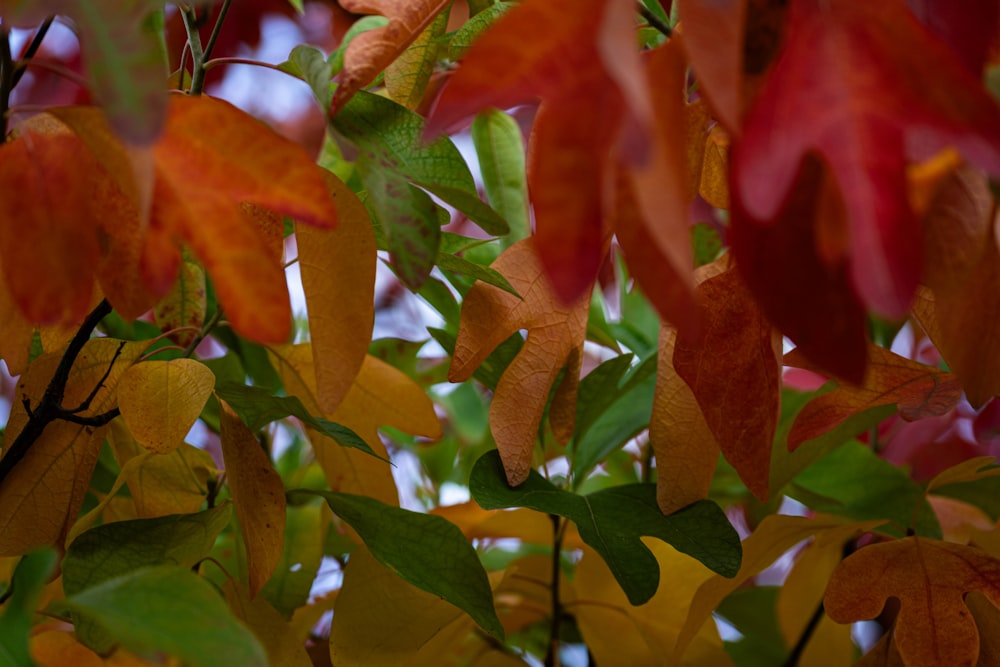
297,171,376,414
384,8,449,110
222,580,312,667
0,339,144,556
449,240,589,486
49,95,337,341
649,324,720,515
218,400,287,597
732,0,1000,320
331,0,450,113
825,537,1000,667
153,251,207,347
117,359,215,454
672,256,781,501
786,344,962,450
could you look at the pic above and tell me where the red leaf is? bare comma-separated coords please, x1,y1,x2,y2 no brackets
733,0,1000,319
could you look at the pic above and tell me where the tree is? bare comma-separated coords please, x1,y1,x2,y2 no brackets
0,0,999,665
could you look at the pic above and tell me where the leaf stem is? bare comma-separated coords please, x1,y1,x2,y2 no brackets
782,598,825,667
181,6,207,95
203,57,288,75
545,514,565,667
202,0,233,63
0,23,14,136
638,3,673,37
11,16,53,89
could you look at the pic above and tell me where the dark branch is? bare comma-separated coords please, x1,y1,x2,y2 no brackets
65,340,127,414
638,4,673,37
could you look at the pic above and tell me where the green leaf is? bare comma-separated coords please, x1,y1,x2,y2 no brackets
333,91,508,236
367,173,441,290
571,354,656,481
692,222,723,268
63,566,267,667
934,476,1000,521
717,587,788,667
789,440,942,538
63,505,232,596
428,327,523,390
0,550,57,667
281,44,335,111
290,489,505,640
470,450,741,605
448,2,514,60
260,503,327,618
472,108,530,247
214,383,386,461
437,251,520,297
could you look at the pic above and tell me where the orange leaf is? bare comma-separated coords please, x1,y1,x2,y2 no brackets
218,400,287,597
297,172,376,414
51,96,337,342
649,325,720,514
332,0,451,113
825,537,1000,667
672,256,781,501
786,344,962,450
449,240,589,486
0,339,144,556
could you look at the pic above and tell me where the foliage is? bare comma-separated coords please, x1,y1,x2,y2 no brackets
0,1,999,666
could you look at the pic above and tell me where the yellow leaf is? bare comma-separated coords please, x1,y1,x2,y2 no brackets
31,627,162,666
297,171,376,415
66,451,153,545
118,359,215,454
0,339,144,556
674,515,886,662
928,496,994,545
650,325,720,514
272,344,441,506
385,8,449,110
700,124,730,209
219,400,287,597
153,253,207,348
571,541,732,667
776,538,853,666
329,546,465,667
449,239,588,486
223,579,312,667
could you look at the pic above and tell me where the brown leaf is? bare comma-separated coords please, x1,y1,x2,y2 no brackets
333,0,451,113
786,344,962,449
449,239,589,486
672,256,781,501
218,400,287,597
825,537,1000,667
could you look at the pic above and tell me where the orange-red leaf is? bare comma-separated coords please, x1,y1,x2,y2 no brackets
786,344,962,449
218,400,286,597
733,0,1000,319
449,239,589,486
332,0,451,113
672,256,781,501
825,537,1000,667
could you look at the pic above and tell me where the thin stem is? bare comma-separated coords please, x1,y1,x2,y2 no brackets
782,599,825,667
203,57,287,74
202,0,232,62
181,6,207,95
0,24,14,136
182,307,224,358
544,514,565,667
11,16,53,87
638,4,673,37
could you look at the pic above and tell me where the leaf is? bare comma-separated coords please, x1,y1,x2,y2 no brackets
281,44,335,111
63,566,267,667
221,580,312,667
153,252,206,348
297,171,376,414
571,542,733,667
673,515,885,662
214,382,381,459
470,450,741,605
328,546,466,667
650,325,720,514
471,109,531,247
824,537,1000,667
0,550,57,667
218,400,287,597
62,505,231,596
51,95,338,342
331,0,451,113
786,344,962,449
435,251,520,297
259,503,328,618
384,8,448,110
293,489,504,640
672,257,781,501
448,240,589,486
733,0,1000,319
0,339,144,556
117,359,215,454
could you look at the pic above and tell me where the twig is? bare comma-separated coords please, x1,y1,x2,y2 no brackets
544,514,565,667
0,24,13,136
638,4,673,37
202,0,233,63
0,300,114,486
202,57,288,74
782,599,825,667
11,16,53,88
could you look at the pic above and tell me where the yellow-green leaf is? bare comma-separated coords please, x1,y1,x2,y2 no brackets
118,359,215,454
